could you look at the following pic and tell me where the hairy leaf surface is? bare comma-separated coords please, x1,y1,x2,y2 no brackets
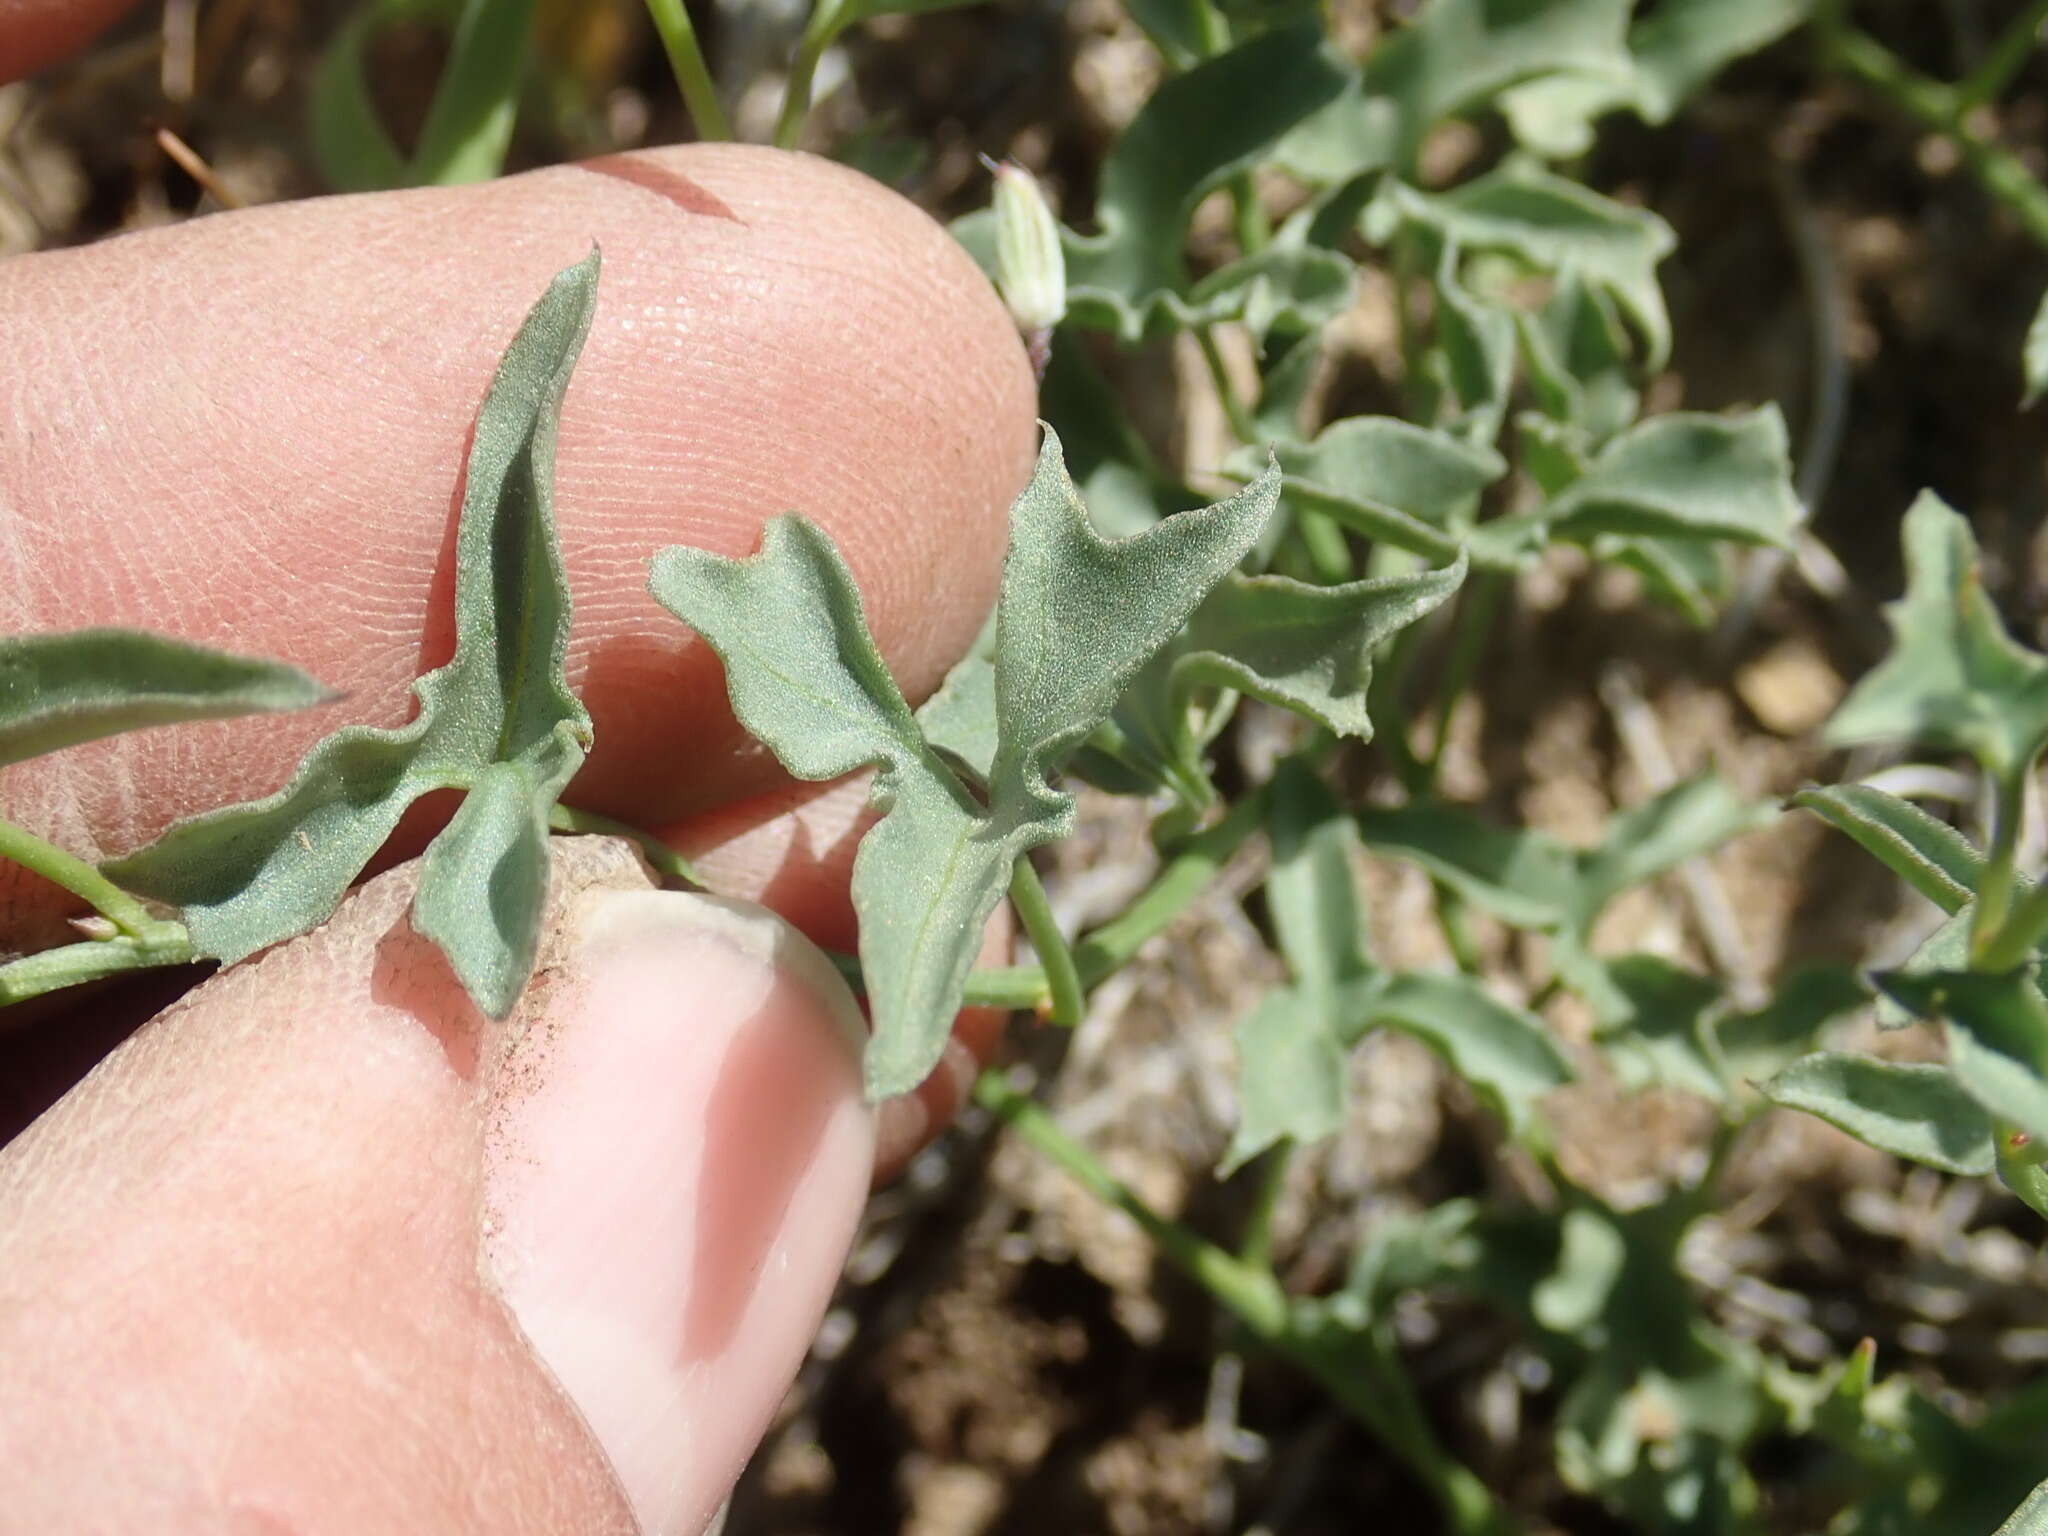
655,430,1281,1098
0,630,331,769
109,252,599,1015
1764,1053,1995,1176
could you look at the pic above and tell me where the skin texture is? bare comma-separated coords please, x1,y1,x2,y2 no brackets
0,115,1036,1536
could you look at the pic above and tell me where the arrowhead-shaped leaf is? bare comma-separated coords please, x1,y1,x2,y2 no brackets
0,629,332,769
653,429,1282,1099
1150,554,1469,748
1500,0,1812,157
1356,800,1582,931
1826,491,2048,777
1278,0,1632,179
1577,775,1775,918
108,252,600,1016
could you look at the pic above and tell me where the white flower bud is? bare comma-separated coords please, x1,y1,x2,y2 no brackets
990,160,1067,341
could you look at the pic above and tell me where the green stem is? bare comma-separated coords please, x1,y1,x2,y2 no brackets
1958,0,2048,110
0,817,165,939
1229,171,1270,257
1009,857,1085,1025
0,930,194,1006
1425,567,1504,779
547,803,704,887
1971,764,2027,964
773,1,845,150
1196,325,1261,446
642,0,731,141
1071,787,1267,981
852,786,1271,1013
1293,510,1355,584
977,1070,1508,1536
1821,15,2048,249
1238,1141,1291,1270
975,1069,1289,1331
1434,882,1484,974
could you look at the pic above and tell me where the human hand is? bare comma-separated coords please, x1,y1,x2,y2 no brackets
0,18,1036,1532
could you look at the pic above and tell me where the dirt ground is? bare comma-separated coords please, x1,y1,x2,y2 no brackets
8,3,2048,1533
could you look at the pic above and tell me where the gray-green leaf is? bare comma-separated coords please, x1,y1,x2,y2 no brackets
1826,491,2048,778
1763,1052,1995,1176
109,252,599,1017
1545,408,1801,550
0,629,332,770
653,429,1282,1099
1790,784,1981,915
1374,163,1675,368
1882,969,2048,1145
1170,555,1468,740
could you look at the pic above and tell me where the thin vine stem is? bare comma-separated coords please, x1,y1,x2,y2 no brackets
1957,0,2048,110
0,816,165,939
642,0,731,141
547,803,705,887
1820,12,2048,249
1196,324,1261,446
975,1069,1510,1536
1971,763,2028,963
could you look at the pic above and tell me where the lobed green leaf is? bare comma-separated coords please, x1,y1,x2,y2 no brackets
1349,970,1571,1138
1277,0,1632,180
1374,163,1675,368
109,252,599,1016
1826,491,2048,777
655,429,1283,1099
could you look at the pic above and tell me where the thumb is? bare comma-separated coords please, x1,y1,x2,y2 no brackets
0,837,873,1535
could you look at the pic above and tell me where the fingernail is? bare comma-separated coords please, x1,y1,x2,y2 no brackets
482,891,873,1536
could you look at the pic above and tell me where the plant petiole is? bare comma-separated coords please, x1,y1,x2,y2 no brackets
1971,763,2028,964
0,929,195,1007
0,816,172,942
546,803,705,888
1008,856,1085,1025
773,0,848,150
